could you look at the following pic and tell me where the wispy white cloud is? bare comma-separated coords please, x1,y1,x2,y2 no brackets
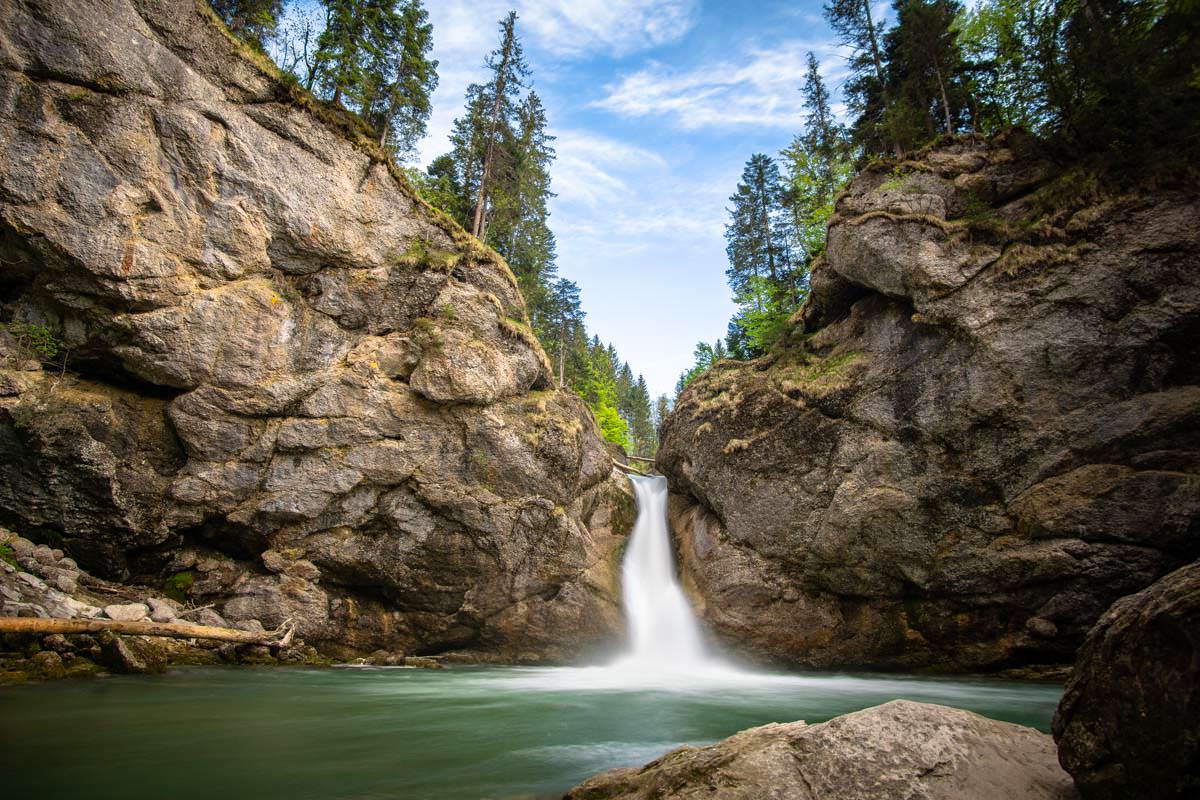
550,130,667,207
520,0,699,58
416,1,698,163
593,40,853,130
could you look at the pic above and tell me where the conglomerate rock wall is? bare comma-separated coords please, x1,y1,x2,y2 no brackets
658,134,1200,672
0,0,634,659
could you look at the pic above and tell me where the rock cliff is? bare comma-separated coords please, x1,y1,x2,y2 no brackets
658,134,1200,671
0,0,633,659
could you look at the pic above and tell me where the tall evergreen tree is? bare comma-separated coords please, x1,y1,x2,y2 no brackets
825,0,895,154
627,376,656,458
881,0,973,149
725,154,791,301
304,1,438,160
490,91,557,303
470,12,530,238
725,154,795,352
799,52,848,202
544,279,583,387
360,0,438,157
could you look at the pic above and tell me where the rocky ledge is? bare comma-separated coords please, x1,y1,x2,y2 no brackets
0,0,634,661
565,699,1077,800
658,134,1200,672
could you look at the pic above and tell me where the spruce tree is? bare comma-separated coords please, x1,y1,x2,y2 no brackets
825,0,895,154
725,154,794,351
545,279,583,387
360,0,438,158
470,12,529,238
210,0,282,48
882,0,972,148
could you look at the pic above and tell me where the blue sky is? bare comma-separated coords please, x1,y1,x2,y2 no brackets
400,1,861,397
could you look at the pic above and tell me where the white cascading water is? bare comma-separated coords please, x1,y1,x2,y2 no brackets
618,475,708,667
495,473,808,690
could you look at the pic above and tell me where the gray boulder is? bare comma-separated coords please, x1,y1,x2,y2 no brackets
1053,561,1200,799
566,700,1076,799
103,603,149,622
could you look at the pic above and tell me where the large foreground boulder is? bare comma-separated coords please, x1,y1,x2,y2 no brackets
565,699,1076,800
1053,561,1200,799
658,135,1200,671
0,0,634,659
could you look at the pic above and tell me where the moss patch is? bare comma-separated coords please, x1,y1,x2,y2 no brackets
163,571,195,603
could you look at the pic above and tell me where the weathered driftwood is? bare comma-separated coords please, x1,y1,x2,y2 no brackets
612,459,651,477
0,616,296,647
626,455,656,464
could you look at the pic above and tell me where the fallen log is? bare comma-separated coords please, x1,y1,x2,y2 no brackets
612,458,652,477
0,616,295,647
626,455,656,464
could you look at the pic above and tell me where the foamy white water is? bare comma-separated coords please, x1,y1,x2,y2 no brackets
620,475,708,665
579,474,767,688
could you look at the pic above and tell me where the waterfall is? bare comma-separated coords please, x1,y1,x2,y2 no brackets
616,475,712,670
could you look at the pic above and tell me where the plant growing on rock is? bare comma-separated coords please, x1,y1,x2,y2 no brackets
1,321,62,366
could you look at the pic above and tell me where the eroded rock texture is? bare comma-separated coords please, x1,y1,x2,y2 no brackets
659,134,1200,671
565,700,1077,800
1053,561,1200,800
0,0,634,658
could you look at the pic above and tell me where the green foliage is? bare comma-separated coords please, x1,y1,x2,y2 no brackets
0,543,18,569
163,571,196,603
594,402,631,451
676,340,727,395
209,0,282,48
831,0,1200,162
2,321,61,363
271,1,439,161
713,55,853,374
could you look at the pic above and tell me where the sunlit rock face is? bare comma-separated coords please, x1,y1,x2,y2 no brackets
0,0,634,659
658,134,1200,672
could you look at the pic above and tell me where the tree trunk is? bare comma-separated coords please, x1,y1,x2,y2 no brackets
472,37,515,238
933,62,953,133
0,617,295,646
558,322,566,387
864,0,903,157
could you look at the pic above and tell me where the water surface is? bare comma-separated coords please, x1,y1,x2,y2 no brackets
1,664,1062,800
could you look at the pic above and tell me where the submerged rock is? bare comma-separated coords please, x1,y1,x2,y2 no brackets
565,699,1076,800
0,0,633,660
1053,561,1200,800
658,135,1200,671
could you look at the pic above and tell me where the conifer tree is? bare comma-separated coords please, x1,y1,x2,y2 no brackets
724,154,795,352
881,0,972,149
825,0,895,154
211,0,282,48
360,0,438,157
306,1,438,160
545,279,583,387
490,92,557,301
470,12,529,238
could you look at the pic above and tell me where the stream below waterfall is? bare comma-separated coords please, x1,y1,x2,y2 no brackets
0,476,1064,799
